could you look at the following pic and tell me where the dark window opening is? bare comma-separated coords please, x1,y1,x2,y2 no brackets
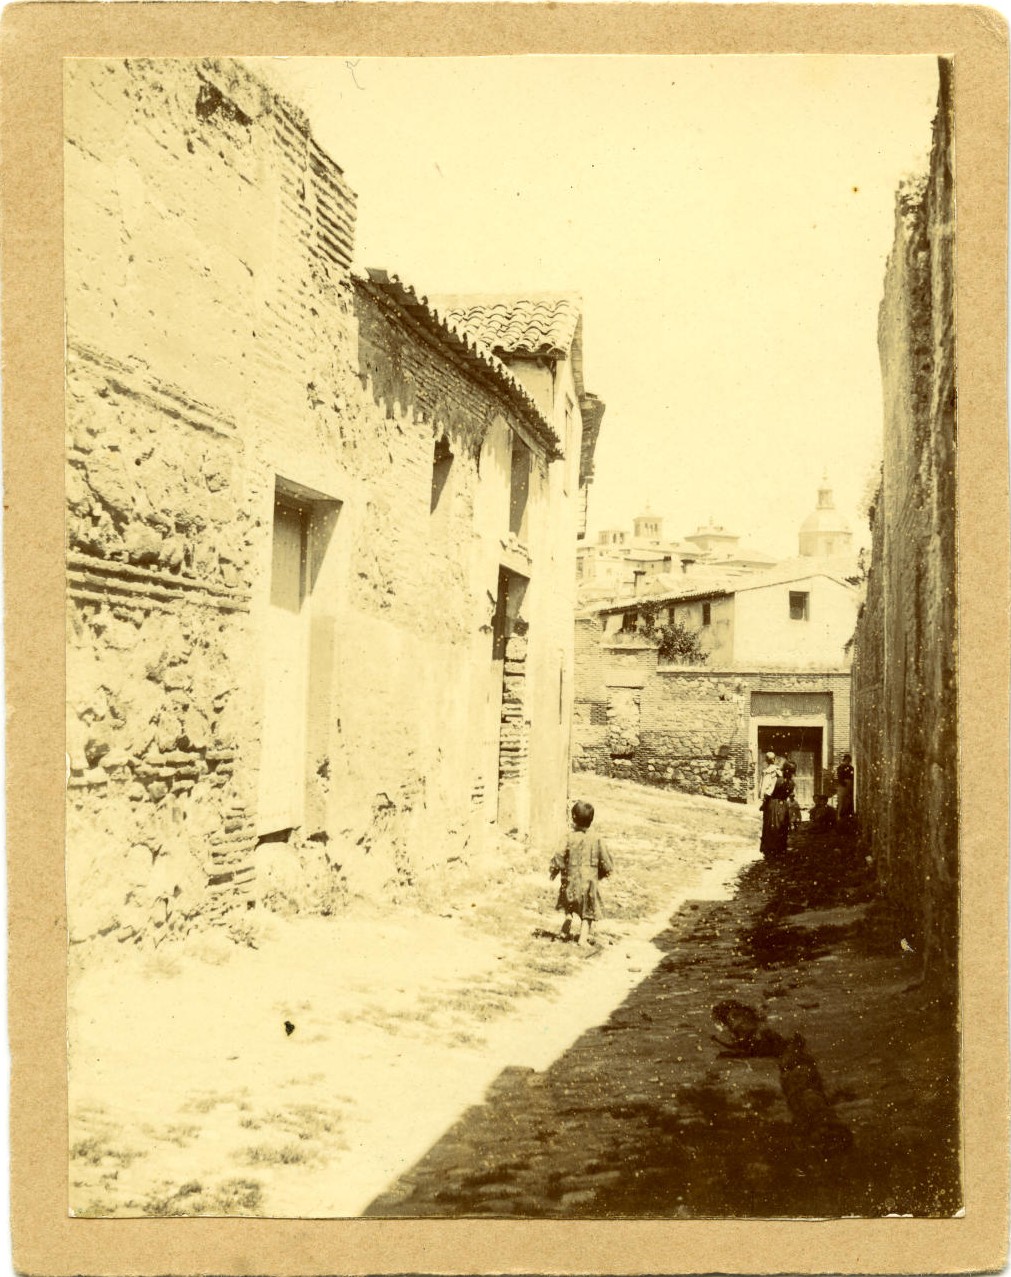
509,436,531,539
492,566,529,661
431,436,454,513
789,591,810,621
702,602,712,626
620,609,638,633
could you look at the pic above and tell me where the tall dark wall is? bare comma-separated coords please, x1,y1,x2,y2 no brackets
851,60,957,986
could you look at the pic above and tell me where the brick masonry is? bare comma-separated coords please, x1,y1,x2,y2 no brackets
850,62,957,985
65,58,582,944
573,618,851,803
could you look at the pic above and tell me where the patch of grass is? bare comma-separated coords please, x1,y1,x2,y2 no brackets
70,1136,105,1164
184,1089,247,1114
263,1102,339,1141
449,1029,486,1048
72,1196,121,1218
241,1142,316,1166
142,1122,200,1147
235,1101,349,1158
70,1135,141,1168
143,1177,264,1216
214,1178,265,1213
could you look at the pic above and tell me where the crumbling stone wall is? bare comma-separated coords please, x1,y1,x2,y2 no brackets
65,58,331,944
850,62,957,985
637,672,750,799
65,58,576,945
66,307,281,938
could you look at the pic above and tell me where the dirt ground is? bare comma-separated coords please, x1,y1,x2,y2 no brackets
68,775,960,1219
67,775,757,1217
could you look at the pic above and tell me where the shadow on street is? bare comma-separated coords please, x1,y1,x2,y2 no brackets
365,826,960,1218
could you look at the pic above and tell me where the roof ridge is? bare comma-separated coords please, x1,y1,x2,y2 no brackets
425,291,583,359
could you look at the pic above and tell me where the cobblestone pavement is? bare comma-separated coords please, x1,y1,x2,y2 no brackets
366,823,960,1219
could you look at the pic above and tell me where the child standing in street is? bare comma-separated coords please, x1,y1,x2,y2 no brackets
549,800,615,945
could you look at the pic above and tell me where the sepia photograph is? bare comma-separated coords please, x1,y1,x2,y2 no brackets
61,48,960,1225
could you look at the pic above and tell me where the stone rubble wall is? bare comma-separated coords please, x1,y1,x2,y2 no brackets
850,61,957,984
65,58,575,945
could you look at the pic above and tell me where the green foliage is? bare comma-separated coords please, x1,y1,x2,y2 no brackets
635,606,708,665
636,601,662,637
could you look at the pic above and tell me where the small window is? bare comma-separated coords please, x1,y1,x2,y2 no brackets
702,601,712,626
509,436,530,538
431,436,453,513
789,591,810,621
620,609,638,633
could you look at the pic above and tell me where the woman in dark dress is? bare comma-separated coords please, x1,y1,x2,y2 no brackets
760,760,796,857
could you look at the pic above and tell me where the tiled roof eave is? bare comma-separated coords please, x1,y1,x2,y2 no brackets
429,292,582,363
492,342,568,361
595,588,732,615
356,270,563,460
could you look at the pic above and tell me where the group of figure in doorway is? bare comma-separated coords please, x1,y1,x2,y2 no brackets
759,751,855,857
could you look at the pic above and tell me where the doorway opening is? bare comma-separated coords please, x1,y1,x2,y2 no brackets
257,479,339,839
485,566,529,826
756,725,823,809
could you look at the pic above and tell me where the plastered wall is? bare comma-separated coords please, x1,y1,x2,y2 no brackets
732,578,858,668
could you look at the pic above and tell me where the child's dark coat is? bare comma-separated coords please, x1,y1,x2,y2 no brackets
550,830,614,921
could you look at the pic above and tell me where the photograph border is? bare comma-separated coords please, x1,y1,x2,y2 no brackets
4,4,1008,1273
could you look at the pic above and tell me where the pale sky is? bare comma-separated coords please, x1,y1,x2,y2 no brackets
251,55,940,558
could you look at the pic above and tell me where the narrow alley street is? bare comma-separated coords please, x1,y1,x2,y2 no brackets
69,774,959,1220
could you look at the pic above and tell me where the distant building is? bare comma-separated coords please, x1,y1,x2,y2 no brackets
576,511,702,597
799,476,854,558
577,513,777,601
573,562,857,807
683,522,779,572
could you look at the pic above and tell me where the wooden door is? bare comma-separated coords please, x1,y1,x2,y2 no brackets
258,498,309,835
791,749,817,809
